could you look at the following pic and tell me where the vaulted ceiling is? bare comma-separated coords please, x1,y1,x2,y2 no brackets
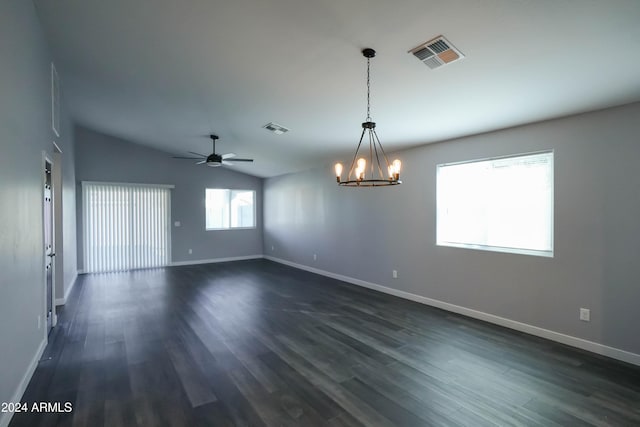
35,0,640,177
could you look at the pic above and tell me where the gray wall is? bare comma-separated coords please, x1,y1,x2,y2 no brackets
60,116,78,299
53,89,78,302
0,0,76,421
263,102,640,355
75,126,263,270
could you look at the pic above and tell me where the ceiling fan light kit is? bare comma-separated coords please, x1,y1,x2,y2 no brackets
335,48,402,187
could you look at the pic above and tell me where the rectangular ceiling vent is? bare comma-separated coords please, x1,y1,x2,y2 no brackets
409,36,464,70
262,122,290,135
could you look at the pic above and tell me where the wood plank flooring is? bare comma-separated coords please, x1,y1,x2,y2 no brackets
9,259,640,426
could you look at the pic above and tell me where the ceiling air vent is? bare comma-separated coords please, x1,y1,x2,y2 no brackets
409,36,464,69
262,122,290,135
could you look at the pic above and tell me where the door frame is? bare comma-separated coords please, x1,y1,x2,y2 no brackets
42,151,57,334
52,145,64,307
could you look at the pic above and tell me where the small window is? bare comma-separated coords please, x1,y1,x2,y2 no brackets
437,151,553,257
205,189,255,230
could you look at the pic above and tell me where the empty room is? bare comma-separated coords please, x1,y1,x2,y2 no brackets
2,0,640,426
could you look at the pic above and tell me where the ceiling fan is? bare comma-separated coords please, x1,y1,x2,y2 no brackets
172,135,254,167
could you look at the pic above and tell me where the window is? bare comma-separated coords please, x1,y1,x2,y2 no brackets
437,151,553,257
82,182,172,272
206,189,255,230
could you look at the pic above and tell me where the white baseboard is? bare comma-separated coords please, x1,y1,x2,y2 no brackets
0,338,47,427
264,256,640,367
55,272,78,306
170,254,264,267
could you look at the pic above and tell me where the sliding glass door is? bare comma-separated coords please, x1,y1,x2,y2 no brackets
83,182,171,273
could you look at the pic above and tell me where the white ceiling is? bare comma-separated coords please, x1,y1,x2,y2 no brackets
34,0,640,178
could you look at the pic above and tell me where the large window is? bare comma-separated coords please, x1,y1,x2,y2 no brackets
437,151,553,257
83,182,172,272
206,189,255,230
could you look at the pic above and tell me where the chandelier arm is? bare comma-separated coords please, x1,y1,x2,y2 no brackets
348,128,367,180
372,129,393,169
369,129,375,179
371,130,385,179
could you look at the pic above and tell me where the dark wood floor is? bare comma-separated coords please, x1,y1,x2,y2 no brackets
10,259,640,427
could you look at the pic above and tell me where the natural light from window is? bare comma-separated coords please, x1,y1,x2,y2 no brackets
206,189,255,230
437,151,554,257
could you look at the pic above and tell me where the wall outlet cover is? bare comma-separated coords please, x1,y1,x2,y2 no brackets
580,308,590,322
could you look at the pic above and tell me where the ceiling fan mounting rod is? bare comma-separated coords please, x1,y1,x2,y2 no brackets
210,134,218,152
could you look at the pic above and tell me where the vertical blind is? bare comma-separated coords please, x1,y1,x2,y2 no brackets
83,182,172,273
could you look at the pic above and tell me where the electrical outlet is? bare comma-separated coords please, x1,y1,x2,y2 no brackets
392,270,398,279
271,245,275,251
188,249,192,254
174,221,181,227
37,315,41,330
579,308,590,322
313,254,317,261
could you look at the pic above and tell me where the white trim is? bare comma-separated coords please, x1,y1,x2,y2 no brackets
206,226,257,231
438,148,554,168
0,339,47,427
436,242,553,258
55,272,78,306
52,140,62,154
42,152,56,334
51,63,60,138
167,190,172,266
81,181,175,189
264,256,640,367
170,255,263,267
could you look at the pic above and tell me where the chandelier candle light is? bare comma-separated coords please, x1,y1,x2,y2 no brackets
335,48,402,187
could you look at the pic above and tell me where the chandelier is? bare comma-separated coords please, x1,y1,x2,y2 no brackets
335,48,402,187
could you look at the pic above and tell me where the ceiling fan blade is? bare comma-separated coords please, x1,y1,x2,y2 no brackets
188,151,207,157
227,158,254,162
221,160,234,166
222,153,237,159
173,156,204,159
195,160,207,165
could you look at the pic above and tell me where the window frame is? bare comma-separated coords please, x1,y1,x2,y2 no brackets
436,150,554,258
205,188,256,231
